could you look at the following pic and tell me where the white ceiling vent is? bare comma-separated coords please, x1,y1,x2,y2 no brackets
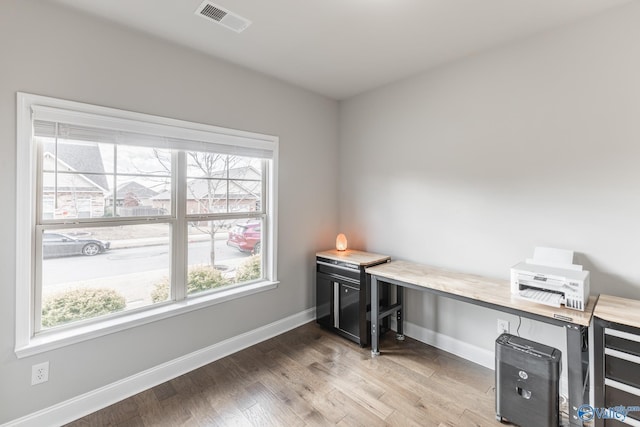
195,1,251,33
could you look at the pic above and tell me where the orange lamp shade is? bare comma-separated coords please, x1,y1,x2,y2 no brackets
336,233,348,251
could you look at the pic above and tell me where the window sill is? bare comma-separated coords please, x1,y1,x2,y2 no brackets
15,280,279,358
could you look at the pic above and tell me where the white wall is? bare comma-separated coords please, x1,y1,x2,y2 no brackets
0,0,338,423
339,0,640,371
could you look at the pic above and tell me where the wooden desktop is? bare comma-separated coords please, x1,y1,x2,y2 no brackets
366,260,596,427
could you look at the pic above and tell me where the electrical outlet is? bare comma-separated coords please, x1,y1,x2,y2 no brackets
31,361,49,385
497,319,510,335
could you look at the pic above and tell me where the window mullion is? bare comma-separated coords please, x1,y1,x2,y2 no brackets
172,151,187,301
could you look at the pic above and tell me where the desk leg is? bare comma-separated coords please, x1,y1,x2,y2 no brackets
592,319,605,427
371,275,380,356
396,285,405,341
566,325,588,427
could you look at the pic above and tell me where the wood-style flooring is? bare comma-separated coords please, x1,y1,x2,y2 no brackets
66,322,503,426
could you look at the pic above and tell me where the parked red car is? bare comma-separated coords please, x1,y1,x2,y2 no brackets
227,222,261,254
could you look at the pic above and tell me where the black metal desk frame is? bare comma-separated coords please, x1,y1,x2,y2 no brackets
370,274,590,427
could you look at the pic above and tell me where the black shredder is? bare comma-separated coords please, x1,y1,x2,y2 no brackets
495,333,562,427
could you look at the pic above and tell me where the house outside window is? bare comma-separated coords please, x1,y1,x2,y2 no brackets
16,93,279,357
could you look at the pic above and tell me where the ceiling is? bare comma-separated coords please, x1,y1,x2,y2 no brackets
51,0,631,100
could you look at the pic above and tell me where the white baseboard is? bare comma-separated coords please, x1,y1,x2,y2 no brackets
4,308,316,427
402,320,495,369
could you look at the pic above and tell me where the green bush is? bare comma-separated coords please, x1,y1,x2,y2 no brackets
151,266,231,303
188,265,228,293
235,255,261,283
150,278,170,303
42,288,126,328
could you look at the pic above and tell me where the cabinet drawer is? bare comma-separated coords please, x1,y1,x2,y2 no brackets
606,354,640,390
316,260,361,282
605,386,640,422
606,333,640,359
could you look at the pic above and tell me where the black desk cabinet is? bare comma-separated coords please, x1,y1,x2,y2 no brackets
316,249,390,347
593,295,640,427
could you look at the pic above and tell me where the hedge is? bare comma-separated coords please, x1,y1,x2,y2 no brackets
235,255,261,283
42,288,126,328
151,265,231,303
151,257,262,303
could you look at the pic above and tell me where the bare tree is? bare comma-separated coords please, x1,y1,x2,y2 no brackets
152,149,260,268
188,152,229,267
188,153,264,268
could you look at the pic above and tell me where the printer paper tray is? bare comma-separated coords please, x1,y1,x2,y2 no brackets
515,290,563,308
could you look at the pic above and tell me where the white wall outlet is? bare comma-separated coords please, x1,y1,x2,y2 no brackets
497,319,510,335
31,361,49,385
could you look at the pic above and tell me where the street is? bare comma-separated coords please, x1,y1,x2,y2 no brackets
43,239,251,286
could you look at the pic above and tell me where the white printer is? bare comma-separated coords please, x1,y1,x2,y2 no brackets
511,247,590,311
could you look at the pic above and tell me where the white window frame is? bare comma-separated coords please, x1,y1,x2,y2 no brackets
15,93,279,358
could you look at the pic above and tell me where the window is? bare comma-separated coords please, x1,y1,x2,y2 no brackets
16,93,278,356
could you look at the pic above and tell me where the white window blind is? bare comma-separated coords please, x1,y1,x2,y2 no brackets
32,105,275,159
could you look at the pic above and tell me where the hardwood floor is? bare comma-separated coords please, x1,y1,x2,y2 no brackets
66,322,503,427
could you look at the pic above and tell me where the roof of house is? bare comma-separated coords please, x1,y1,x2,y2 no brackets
112,181,159,200
43,141,109,191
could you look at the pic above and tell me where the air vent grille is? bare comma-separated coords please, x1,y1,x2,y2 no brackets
195,1,251,33
200,4,227,22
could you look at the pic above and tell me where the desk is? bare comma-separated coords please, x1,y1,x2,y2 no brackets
366,260,596,427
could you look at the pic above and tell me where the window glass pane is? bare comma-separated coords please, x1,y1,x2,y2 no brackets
230,156,262,175
114,177,170,217
186,154,262,178
42,172,109,220
186,179,226,214
41,139,114,175
185,153,263,214
229,178,261,213
186,152,226,178
41,224,171,330
187,219,262,297
42,196,55,220
116,146,171,176
40,140,173,221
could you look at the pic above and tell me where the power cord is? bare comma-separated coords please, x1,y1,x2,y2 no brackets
516,316,522,336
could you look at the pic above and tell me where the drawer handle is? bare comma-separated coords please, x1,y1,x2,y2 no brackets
605,348,640,365
605,378,640,397
317,260,359,273
606,328,640,344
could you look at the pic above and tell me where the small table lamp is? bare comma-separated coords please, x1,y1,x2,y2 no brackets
336,233,348,251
